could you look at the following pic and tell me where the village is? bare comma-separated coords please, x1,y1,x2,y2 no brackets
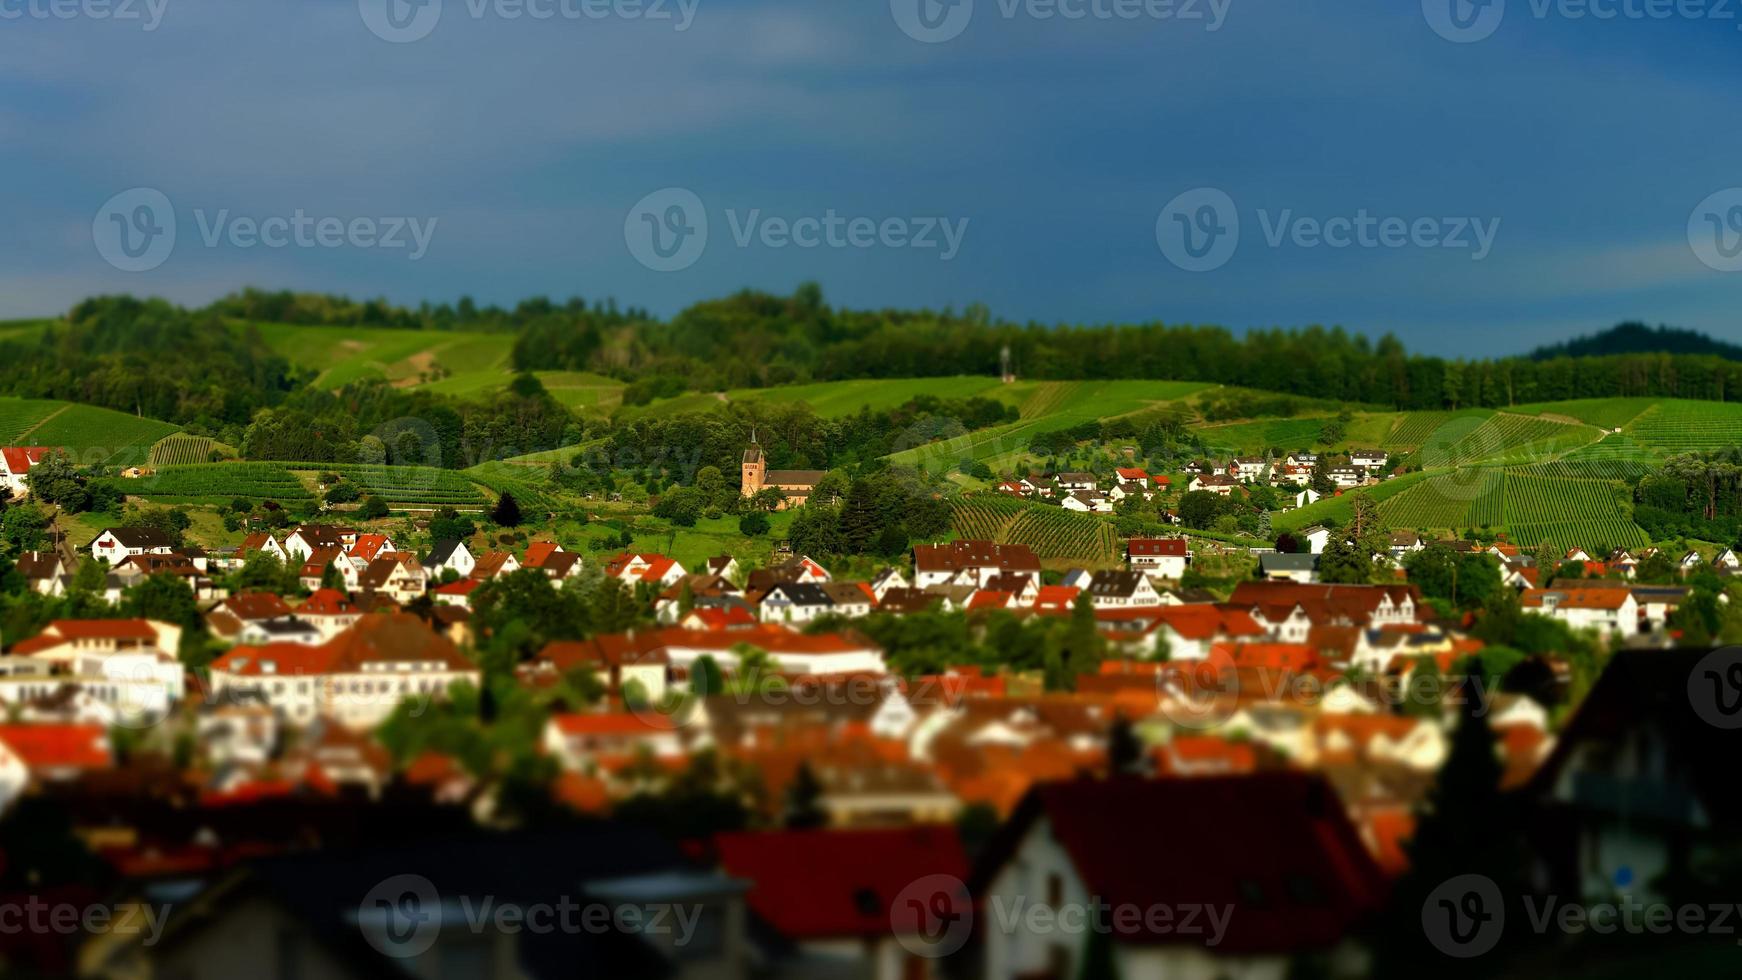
0,435,1725,978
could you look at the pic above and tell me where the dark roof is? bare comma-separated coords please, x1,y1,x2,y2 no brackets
145,827,694,979
1260,553,1320,573
1086,570,1146,597
971,773,1387,954
425,539,464,564
763,470,826,488
764,582,832,606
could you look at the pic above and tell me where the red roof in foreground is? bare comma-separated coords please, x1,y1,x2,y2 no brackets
0,724,110,770
974,773,1387,953
716,827,969,939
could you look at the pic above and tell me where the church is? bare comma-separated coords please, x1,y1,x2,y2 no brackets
740,439,825,510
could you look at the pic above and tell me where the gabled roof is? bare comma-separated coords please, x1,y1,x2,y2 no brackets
1086,570,1147,597
347,534,394,562
95,527,172,549
425,539,466,565
523,541,564,569
763,582,832,606
0,446,53,475
971,773,1386,953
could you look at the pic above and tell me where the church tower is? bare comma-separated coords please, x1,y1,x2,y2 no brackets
741,434,766,498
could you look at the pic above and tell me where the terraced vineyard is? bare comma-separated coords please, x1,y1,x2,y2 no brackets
1627,400,1742,454
122,463,313,502
313,464,487,509
464,462,563,514
1372,468,1647,549
1380,469,1506,529
0,398,66,440
1416,413,1597,467
951,496,1117,565
149,435,215,466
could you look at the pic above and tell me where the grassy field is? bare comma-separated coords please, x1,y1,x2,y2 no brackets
243,321,518,393
121,462,314,503
884,380,1210,471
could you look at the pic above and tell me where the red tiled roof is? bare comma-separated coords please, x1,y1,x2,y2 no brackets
0,724,109,769
43,619,157,640
212,614,474,676
1128,538,1188,558
0,447,52,474
299,588,358,616
524,541,563,568
716,827,969,939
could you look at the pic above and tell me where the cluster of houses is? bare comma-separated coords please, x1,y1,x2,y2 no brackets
1183,449,1392,500
0,494,1722,976
995,467,1167,513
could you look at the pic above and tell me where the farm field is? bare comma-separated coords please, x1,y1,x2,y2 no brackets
306,463,488,510
886,380,1210,471
1321,467,1650,549
951,496,1118,566
119,462,314,503
1415,413,1601,468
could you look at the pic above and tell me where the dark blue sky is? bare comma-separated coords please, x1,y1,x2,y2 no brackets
8,0,1742,354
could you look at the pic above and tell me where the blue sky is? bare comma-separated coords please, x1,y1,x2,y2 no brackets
6,0,1742,354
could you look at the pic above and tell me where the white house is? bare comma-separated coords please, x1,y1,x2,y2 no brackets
1522,586,1637,634
1084,570,1164,609
1127,538,1190,580
758,582,834,625
89,527,175,566
207,614,480,729
423,539,476,580
0,447,55,499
